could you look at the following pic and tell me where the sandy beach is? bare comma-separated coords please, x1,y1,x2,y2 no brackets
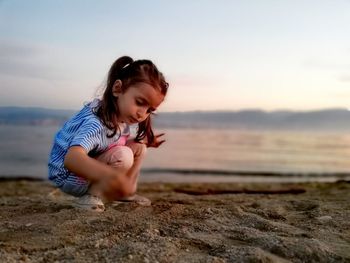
0,179,349,263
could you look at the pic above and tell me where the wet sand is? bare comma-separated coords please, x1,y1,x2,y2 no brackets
0,179,349,262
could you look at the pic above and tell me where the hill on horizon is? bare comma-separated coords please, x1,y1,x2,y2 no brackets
1,106,350,131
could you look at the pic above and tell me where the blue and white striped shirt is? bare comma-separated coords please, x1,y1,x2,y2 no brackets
48,99,129,187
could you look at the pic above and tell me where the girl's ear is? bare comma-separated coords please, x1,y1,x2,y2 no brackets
112,80,122,97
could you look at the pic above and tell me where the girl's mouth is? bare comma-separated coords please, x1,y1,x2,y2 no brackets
129,117,139,123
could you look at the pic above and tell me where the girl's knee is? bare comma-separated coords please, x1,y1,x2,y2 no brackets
113,146,134,170
99,146,134,170
127,141,147,158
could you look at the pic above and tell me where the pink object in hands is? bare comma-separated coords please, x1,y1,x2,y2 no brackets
106,135,129,151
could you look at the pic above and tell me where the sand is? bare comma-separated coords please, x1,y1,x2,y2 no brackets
0,179,349,263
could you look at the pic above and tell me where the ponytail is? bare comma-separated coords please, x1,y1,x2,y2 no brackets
106,56,134,90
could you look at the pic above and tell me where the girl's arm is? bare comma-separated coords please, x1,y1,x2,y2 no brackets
64,146,111,182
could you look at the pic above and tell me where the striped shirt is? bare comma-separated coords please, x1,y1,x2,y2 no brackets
48,99,130,187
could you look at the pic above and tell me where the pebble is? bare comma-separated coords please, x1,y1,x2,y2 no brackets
206,208,213,214
94,239,104,248
316,216,332,223
19,255,29,261
85,218,99,225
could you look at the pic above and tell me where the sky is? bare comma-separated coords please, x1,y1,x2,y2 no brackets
0,0,349,112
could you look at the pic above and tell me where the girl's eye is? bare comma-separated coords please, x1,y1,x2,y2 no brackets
136,99,156,114
147,108,157,114
136,100,144,106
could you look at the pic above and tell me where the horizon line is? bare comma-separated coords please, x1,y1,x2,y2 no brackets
0,105,349,114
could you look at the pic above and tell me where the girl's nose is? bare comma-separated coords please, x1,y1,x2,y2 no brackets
136,110,146,120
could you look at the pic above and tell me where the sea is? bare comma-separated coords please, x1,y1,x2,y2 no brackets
1,124,350,183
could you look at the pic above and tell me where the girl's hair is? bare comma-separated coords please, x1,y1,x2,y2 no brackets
96,56,168,146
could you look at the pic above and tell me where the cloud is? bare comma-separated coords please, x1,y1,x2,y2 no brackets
0,40,69,80
0,42,41,59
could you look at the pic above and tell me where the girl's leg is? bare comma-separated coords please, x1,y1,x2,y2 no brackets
96,145,134,171
74,143,148,210
96,141,150,206
72,146,134,212
88,146,134,199
115,141,151,205
124,141,147,194
91,142,147,200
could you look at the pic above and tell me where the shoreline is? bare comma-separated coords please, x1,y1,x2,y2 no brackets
1,172,350,184
0,179,349,262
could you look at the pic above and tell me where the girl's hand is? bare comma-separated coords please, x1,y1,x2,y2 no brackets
147,133,165,148
98,177,129,201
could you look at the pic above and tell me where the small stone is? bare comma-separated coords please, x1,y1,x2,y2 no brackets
19,255,29,261
316,216,332,223
25,223,33,227
128,254,133,259
206,208,213,213
95,239,104,248
85,218,100,225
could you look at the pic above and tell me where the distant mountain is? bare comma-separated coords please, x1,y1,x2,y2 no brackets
153,108,350,131
0,107,75,125
1,106,350,131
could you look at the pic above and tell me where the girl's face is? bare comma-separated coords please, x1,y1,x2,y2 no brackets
112,81,165,124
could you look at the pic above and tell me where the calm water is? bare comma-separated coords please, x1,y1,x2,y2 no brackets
1,125,350,181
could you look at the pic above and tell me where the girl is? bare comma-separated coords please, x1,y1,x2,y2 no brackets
48,56,168,212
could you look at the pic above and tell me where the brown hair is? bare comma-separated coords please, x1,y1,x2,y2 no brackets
96,56,168,147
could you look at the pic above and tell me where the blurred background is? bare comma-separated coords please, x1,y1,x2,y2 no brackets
1,0,350,182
